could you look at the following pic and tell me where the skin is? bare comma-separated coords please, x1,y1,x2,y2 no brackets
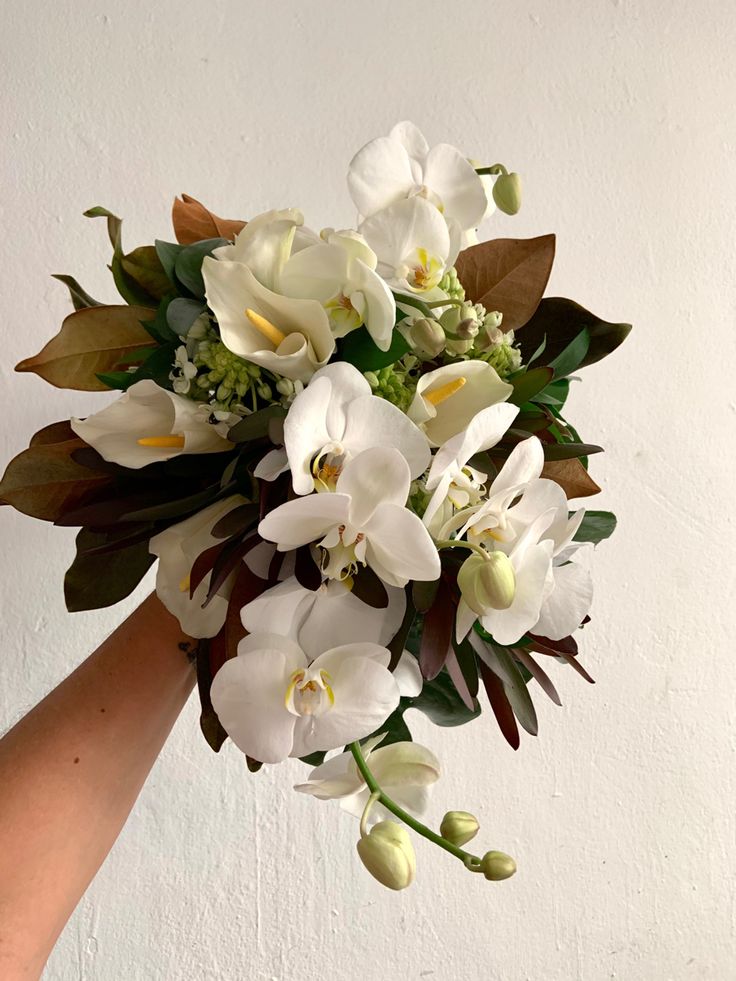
0,594,196,981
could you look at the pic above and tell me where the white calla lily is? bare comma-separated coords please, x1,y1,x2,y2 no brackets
408,360,513,446
202,257,335,382
210,633,401,763
281,362,430,496
279,230,396,351
347,121,487,240
422,402,519,534
70,379,233,469
258,446,441,588
213,208,309,290
149,495,249,638
359,196,455,293
294,736,440,822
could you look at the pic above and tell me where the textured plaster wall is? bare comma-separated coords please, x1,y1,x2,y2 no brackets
1,1,735,978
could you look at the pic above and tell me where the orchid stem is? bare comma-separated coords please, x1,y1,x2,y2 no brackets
423,298,465,309
435,539,489,561
349,741,480,867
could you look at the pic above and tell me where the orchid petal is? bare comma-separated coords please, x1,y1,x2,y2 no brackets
336,447,411,526
533,562,593,640
364,504,441,587
341,395,430,480
347,136,416,218
258,493,349,550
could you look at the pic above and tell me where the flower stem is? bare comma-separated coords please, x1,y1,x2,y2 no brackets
435,539,489,561
349,741,481,868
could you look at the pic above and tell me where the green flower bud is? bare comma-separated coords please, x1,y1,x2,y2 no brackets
438,266,466,302
480,850,517,881
364,371,380,389
276,377,294,397
440,810,480,847
455,318,479,341
257,382,272,401
408,317,446,359
457,552,516,615
356,821,416,891
492,173,522,216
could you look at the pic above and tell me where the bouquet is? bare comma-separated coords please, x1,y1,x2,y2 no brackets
1,122,630,890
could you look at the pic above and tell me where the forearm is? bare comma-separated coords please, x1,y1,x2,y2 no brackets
0,593,196,980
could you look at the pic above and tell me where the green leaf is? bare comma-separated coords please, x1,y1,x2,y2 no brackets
118,343,178,390
533,378,570,407
517,297,632,369
508,366,554,406
64,529,155,612
155,240,183,285
408,670,481,727
477,639,538,736
541,442,603,461
174,238,229,298
573,510,617,544
121,246,173,301
51,274,105,310
166,297,206,336
548,328,590,380
85,207,161,306
141,300,179,345
340,325,410,371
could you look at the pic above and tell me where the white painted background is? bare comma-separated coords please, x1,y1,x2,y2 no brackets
1,1,734,978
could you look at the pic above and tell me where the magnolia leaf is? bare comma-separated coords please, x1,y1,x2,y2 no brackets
29,421,76,446
51,274,105,310
548,328,590,380
573,510,617,544
64,529,155,612
541,441,603,461
508,366,554,406
367,707,413,748
120,246,172,301
541,458,601,498
172,194,246,245
84,207,162,306
454,234,556,331
0,437,113,522
517,297,632,369
15,305,156,391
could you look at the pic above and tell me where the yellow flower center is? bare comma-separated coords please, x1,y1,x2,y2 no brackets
424,376,466,407
137,434,186,448
284,669,335,717
407,248,444,292
245,307,286,347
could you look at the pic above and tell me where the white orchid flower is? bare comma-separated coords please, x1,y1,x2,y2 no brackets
294,735,440,823
347,121,487,245
422,402,519,535
149,495,249,638
279,230,396,351
408,360,513,447
258,446,441,588
210,633,401,763
359,197,455,294
70,379,233,469
503,477,592,640
273,362,430,496
202,257,335,383
456,510,556,645
241,575,423,698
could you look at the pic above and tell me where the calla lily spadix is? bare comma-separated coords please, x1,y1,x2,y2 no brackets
210,633,402,763
359,196,456,295
149,495,250,638
348,121,488,246
70,379,234,469
258,446,441,588
267,361,430,496
408,360,514,447
422,401,519,535
295,734,440,823
202,258,335,382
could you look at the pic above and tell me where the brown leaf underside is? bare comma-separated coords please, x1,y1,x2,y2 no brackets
172,194,246,245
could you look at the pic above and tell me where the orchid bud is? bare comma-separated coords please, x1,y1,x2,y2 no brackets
440,810,480,847
408,317,446,359
275,377,294,397
492,172,522,215
455,318,479,341
357,821,416,891
457,553,516,616
480,850,517,881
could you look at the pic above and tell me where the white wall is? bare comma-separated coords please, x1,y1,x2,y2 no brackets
2,1,735,978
